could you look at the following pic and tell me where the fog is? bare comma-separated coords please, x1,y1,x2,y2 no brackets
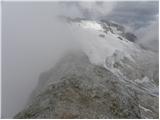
2,2,78,118
2,1,158,118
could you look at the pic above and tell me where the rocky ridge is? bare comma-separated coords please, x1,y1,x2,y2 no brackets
14,18,159,119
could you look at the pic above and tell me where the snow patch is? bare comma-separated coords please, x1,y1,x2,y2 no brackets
135,76,150,83
139,104,152,112
79,20,103,31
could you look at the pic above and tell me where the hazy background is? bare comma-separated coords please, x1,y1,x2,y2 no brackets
2,1,158,118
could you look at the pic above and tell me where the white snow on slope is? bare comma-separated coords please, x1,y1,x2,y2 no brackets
66,19,158,97
80,20,103,31
68,20,138,67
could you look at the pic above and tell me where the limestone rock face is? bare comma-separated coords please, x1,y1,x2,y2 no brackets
14,52,158,119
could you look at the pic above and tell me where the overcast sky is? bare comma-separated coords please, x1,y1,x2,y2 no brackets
2,1,159,118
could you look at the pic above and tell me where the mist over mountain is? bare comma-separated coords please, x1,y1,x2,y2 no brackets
2,1,159,118
14,18,159,119
59,1,159,52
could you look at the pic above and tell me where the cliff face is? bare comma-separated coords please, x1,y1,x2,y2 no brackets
14,52,158,119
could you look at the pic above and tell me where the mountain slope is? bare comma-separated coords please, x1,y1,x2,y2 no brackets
14,19,158,119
